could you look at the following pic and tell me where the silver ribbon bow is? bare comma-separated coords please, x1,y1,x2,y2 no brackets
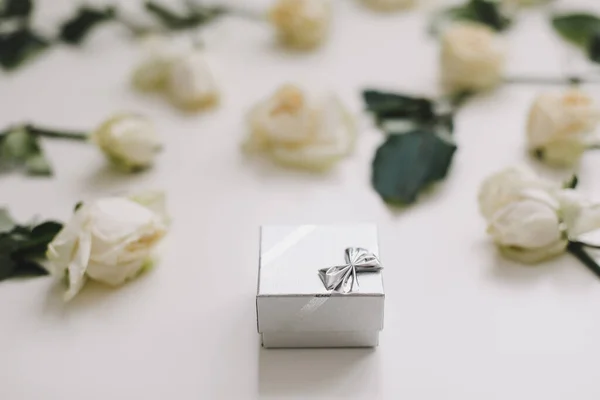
318,247,383,294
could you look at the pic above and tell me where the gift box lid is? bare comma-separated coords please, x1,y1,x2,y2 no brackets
256,224,384,333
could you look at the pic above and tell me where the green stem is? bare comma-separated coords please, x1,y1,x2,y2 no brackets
26,125,88,141
503,75,586,85
567,241,600,279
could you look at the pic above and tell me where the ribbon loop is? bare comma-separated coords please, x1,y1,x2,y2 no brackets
318,247,383,293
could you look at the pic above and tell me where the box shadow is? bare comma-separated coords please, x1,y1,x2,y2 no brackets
258,347,381,398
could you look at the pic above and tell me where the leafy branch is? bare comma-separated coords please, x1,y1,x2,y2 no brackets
0,0,244,71
0,208,62,281
552,13,600,64
430,0,512,35
0,124,88,176
364,90,470,205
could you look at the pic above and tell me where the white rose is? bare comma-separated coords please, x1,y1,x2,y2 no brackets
244,84,356,171
486,189,567,264
526,89,600,166
131,40,219,112
478,166,554,220
555,189,600,238
269,0,331,49
131,36,181,92
92,113,162,171
46,191,168,301
361,0,414,11
478,166,567,263
165,52,220,112
440,22,505,93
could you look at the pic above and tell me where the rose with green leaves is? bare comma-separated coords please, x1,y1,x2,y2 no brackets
46,191,168,301
479,166,600,266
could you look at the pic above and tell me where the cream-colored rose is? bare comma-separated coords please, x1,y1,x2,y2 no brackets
486,190,567,264
526,89,600,166
479,166,600,263
46,191,168,301
131,36,181,92
269,0,331,49
244,84,356,171
165,52,219,112
361,0,414,11
92,113,162,171
440,22,505,93
132,40,219,112
478,166,553,220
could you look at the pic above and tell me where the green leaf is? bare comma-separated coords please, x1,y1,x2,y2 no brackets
0,211,61,281
24,146,52,176
363,90,435,125
0,0,33,19
0,253,17,281
430,0,510,34
588,31,600,63
564,175,579,189
9,259,48,277
0,209,16,233
470,0,510,31
552,13,600,47
144,1,224,30
0,28,49,70
59,6,115,45
372,129,457,205
2,128,34,160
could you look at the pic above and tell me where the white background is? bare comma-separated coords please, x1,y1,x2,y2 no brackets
2,0,600,399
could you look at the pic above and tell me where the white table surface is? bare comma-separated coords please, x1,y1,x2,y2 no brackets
3,0,600,399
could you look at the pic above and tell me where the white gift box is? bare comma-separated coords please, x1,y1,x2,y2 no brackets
256,224,385,348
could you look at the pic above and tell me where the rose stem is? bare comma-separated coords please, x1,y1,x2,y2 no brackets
567,241,600,279
26,125,89,141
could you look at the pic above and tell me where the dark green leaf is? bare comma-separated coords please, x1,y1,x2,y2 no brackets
430,0,509,34
552,13,600,47
0,253,17,281
588,31,600,63
372,129,457,205
9,259,48,277
564,175,579,189
31,221,62,240
59,6,115,45
74,201,84,212
12,221,62,257
0,0,32,19
0,211,61,282
0,208,15,233
144,1,224,30
0,27,49,70
470,0,510,31
363,90,435,125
